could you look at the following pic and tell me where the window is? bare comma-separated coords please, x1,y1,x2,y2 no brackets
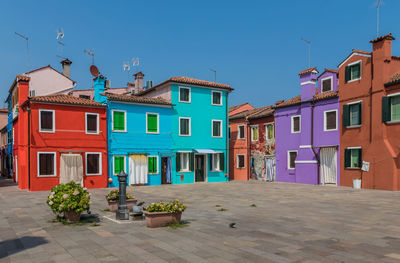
237,125,245,139
344,148,362,168
288,151,298,169
324,110,337,131
321,76,333,92
251,125,259,141
39,109,55,133
86,153,101,175
112,110,126,132
86,113,99,134
177,152,191,172
291,115,301,133
37,152,56,177
79,95,91,100
343,102,361,127
212,91,222,105
179,117,191,136
148,156,158,174
179,87,191,103
211,153,224,171
146,113,159,134
382,95,400,122
265,123,274,141
113,156,125,175
345,61,361,82
237,154,245,168
212,120,222,138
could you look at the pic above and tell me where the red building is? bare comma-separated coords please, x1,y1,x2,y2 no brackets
13,75,108,191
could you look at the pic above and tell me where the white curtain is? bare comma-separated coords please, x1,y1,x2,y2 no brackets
60,154,83,186
320,147,337,185
129,155,148,185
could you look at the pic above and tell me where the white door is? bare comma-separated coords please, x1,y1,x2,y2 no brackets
60,154,83,186
320,147,337,185
129,155,148,185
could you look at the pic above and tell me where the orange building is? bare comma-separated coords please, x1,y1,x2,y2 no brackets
339,33,400,190
229,103,254,116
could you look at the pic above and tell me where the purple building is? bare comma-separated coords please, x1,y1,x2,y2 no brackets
275,68,340,185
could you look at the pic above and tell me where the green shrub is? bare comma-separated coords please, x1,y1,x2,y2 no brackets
105,189,133,201
146,200,186,213
47,182,90,214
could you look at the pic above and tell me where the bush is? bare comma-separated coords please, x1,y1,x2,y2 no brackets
105,189,133,201
146,200,186,213
47,182,91,214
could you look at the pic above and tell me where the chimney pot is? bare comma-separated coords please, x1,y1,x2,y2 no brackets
133,72,145,94
60,58,72,79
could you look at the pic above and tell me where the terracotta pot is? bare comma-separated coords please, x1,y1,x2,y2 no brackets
144,211,182,228
64,211,81,223
107,199,138,212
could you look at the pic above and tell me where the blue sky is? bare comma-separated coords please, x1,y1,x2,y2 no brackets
1,0,400,108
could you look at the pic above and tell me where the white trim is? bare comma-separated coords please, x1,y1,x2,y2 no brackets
237,124,245,139
265,122,274,141
111,110,127,132
346,146,362,149
179,86,191,103
300,80,316,86
287,150,298,170
85,113,100,135
320,76,333,92
146,112,160,134
211,90,222,106
346,60,362,82
338,53,371,68
236,154,245,169
37,152,57,177
112,155,126,175
85,152,102,176
147,155,159,174
324,109,338,131
299,145,312,148
39,109,55,133
347,100,363,105
211,119,223,138
250,125,259,141
179,117,191,136
388,92,400,97
294,160,318,164
291,115,301,133
179,152,190,172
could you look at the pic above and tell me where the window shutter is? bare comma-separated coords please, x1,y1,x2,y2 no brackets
148,157,154,173
358,149,362,168
219,153,224,171
209,154,213,170
344,149,350,168
357,103,362,125
147,114,158,132
343,105,349,127
382,96,390,122
176,153,180,171
354,63,361,79
189,152,194,171
114,157,120,174
345,66,350,82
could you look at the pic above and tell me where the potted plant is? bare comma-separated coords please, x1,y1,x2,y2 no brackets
105,189,137,212
144,200,186,228
47,182,91,223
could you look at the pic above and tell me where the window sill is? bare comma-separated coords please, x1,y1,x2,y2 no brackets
237,138,245,140
236,167,245,169
345,167,361,170
385,120,400,124
39,130,55,133
346,78,361,83
148,172,159,175
112,130,127,133
212,104,223,106
324,128,338,132
291,131,300,134
212,136,223,138
86,174,102,176
210,170,222,172
179,134,191,137
179,100,191,104
37,175,57,178
178,170,191,173
86,131,100,135
146,132,160,134
345,125,361,129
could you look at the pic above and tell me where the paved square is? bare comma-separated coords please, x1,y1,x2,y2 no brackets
1,178,400,262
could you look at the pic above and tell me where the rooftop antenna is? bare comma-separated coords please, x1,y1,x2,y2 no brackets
84,49,95,65
56,28,64,39
210,68,216,82
122,61,130,72
15,32,29,69
301,37,311,68
57,41,65,57
376,0,382,37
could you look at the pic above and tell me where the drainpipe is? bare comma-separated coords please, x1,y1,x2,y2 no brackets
246,118,251,180
27,107,31,190
225,92,228,180
310,101,320,185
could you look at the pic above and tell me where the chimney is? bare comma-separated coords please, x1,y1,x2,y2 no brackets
133,72,145,94
93,75,107,104
299,67,318,101
370,33,395,62
127,82,135,93
60,58,72,78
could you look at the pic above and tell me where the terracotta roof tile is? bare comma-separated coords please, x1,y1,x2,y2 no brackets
299,67,318,76
352,49,372,55
229,107,264,120
392,56,400,60
0,109,8,113
369,33,395,43
229,102,251,112
16,74,30,82
314,91,338,101
324,68,338,73
29,95,105,107
104,93,172,106
247,106,274,119
384,73,400,87
274,95,301,108
275,91,338,109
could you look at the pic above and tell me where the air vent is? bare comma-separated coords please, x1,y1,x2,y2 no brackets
105,80,111,89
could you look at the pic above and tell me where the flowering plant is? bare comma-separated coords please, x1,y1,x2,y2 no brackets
145,200,186,213
105,189,133,201
47,182,90,214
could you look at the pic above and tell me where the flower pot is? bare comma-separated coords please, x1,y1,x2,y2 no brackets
353,179,362,189
144,211,182,228
64,211,81,223
107,199,138,212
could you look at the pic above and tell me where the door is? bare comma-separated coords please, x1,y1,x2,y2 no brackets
60,154,83,186
161,157,171,184
320,147,337,185
129,155,148,185
195,155,205,182
265,156,276,182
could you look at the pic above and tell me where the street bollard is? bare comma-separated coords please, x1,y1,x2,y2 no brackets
116,171,129,220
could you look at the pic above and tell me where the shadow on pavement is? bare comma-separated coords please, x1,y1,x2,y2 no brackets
0,177,17,188
0,236,48,258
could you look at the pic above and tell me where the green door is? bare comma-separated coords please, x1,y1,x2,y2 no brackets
195,155,205,182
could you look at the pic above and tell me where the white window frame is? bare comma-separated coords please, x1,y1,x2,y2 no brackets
211,91,222,106
291,115,301,133
320,76,333,93
211,153,221,171
287,150,298,170
179,117,191,136
37,152,57,177
179,152,190,172
347,60,362,83
85,113,99,135
179,86,191,103
147,155,159,174
111,110,127,132
347,147,362,169
236,154,245,169
250,125,259,141
324,109,338,131
39,109,55,133
211,119,223,138
347,101,362,127
388,94,400,122
265,122,274,141
85,152,102,176
146,112,160,134
237,125,245,139
113,155,126,175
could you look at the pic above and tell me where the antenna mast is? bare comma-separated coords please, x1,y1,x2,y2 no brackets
209,69,216,82
15,32,29,69
377,0,381,37
84,49,95,65
301,37,311,68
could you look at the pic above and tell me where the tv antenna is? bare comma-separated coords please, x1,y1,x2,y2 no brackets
123,61,130,71
15,32,30,69
84,49,95,65
56,28,64,39
376,0,382,37
210,68,216,82
132,58,140,67
301,37,311,68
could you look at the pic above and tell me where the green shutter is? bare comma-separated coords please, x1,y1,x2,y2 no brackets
344,149,350,168
354,63,361,79
114,156,124,174
148,157,154,173
343,105,350,127
358,149,362,168
209,154,213,170
113,111,125,131
176,153,180,171
147,114,158,132
219,153,224,171
357,103,362,125
345,66,350,82
382,96,391,122
189,152,194,171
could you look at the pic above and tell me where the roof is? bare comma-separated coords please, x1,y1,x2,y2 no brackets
338,49,372,68
370,33,395,43
229,107,263,120
352,49,372,55
29,95,105,107
0,109,8,113
139,76,232,95
103,93,173,106
25,65,76,83
384,73,400,87
247,106,274,120
229,102,251,112
299,67,318,76
275,91,338,109
318,68,338,78
313,91,339,101
274,95,301,108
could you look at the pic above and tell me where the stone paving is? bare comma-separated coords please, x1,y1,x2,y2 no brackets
1,178,400,262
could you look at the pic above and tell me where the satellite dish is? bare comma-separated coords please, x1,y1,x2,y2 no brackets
90,65,99,77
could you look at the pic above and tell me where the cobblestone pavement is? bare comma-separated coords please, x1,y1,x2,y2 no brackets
1,178,400,263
